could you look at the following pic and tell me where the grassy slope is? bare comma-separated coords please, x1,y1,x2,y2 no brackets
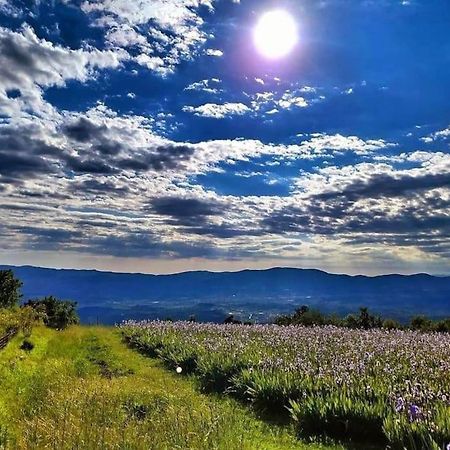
0,326,341,450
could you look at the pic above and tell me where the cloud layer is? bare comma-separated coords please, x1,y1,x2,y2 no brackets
0,0,449,274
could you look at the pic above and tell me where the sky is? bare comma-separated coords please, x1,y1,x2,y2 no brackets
0,0,449,276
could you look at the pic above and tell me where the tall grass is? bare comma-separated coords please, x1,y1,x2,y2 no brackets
0,326,330,450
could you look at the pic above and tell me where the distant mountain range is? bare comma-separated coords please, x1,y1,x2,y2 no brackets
2,265,449,324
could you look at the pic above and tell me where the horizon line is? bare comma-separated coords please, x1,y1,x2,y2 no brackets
1,263,448,279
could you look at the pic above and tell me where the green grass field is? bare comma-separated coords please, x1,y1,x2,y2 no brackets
0,326,341,450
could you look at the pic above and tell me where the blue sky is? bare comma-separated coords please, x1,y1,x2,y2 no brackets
0,0,449,275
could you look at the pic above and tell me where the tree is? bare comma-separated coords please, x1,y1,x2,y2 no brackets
23,296,79,329
0,270,23,308
410,315,431,331
223,314,242,324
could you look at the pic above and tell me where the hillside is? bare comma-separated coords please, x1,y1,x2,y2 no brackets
2,265,450,324
0,325,335,450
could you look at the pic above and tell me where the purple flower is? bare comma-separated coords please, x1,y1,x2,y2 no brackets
408,404,421,422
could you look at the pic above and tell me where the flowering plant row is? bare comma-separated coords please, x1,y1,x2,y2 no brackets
120,320,450,449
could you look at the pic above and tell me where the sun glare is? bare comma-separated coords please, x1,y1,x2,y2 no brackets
253,10,298,59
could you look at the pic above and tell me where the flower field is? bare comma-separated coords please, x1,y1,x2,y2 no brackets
120,321,450,449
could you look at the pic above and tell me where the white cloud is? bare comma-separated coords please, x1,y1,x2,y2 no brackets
277,95,308,109
297,133,395,156
106,25,149,48
135,53,168,75
205,48,223,57
0,25,125,91
250,87,326,114
421,125,450,143
1,98,448,267
183,102,251,119
184,78,222,94
81,0,220,75
0,25,126,117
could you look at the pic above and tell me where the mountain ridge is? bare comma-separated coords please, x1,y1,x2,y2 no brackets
1,264,445,279
2,264,449,324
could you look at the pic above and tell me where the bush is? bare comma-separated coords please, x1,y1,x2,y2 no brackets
0,308,20,335
23,296,79,329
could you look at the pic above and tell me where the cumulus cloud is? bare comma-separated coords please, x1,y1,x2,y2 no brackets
296,133,395,156
183,102,251,119
205,48,223,57
2,116,449,261
261,156,450,259
81,0,218,75
249,86,326,114
0,25,124,90
0,24,126,118
184,78,222,94
0,7,447,268
421,125,450,143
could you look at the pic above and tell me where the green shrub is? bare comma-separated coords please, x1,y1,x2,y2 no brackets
23,296,79,329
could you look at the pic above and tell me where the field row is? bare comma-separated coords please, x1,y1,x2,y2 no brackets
121,321,450,449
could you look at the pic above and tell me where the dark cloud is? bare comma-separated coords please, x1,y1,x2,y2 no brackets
183,223,264,239
0,150,52,177
0,203,50,213
7,222,230,259
64,155,118,175
70,178,130,195
148,196,265,239
263,190,450,254
0,31,37,86
9,225,84,251
0,126,61,184
316,172,450,201
151,196,223,219
117,144,195,172
63,117,108,143
87,233,223,259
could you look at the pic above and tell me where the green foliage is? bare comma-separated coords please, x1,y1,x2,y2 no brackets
0,308,20,335
275,306,334,327
275,305,449,332
410,315,450,332
382,319,402,330
0,270,22,309
23,296,79,329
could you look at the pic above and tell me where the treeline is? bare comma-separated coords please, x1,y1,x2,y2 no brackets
0,269,79,333
274,305,450,332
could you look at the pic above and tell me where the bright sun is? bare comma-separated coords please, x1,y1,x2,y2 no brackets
253,10,298,59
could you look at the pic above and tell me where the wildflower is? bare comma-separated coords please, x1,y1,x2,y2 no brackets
408,404,421,422
395,397,405,412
